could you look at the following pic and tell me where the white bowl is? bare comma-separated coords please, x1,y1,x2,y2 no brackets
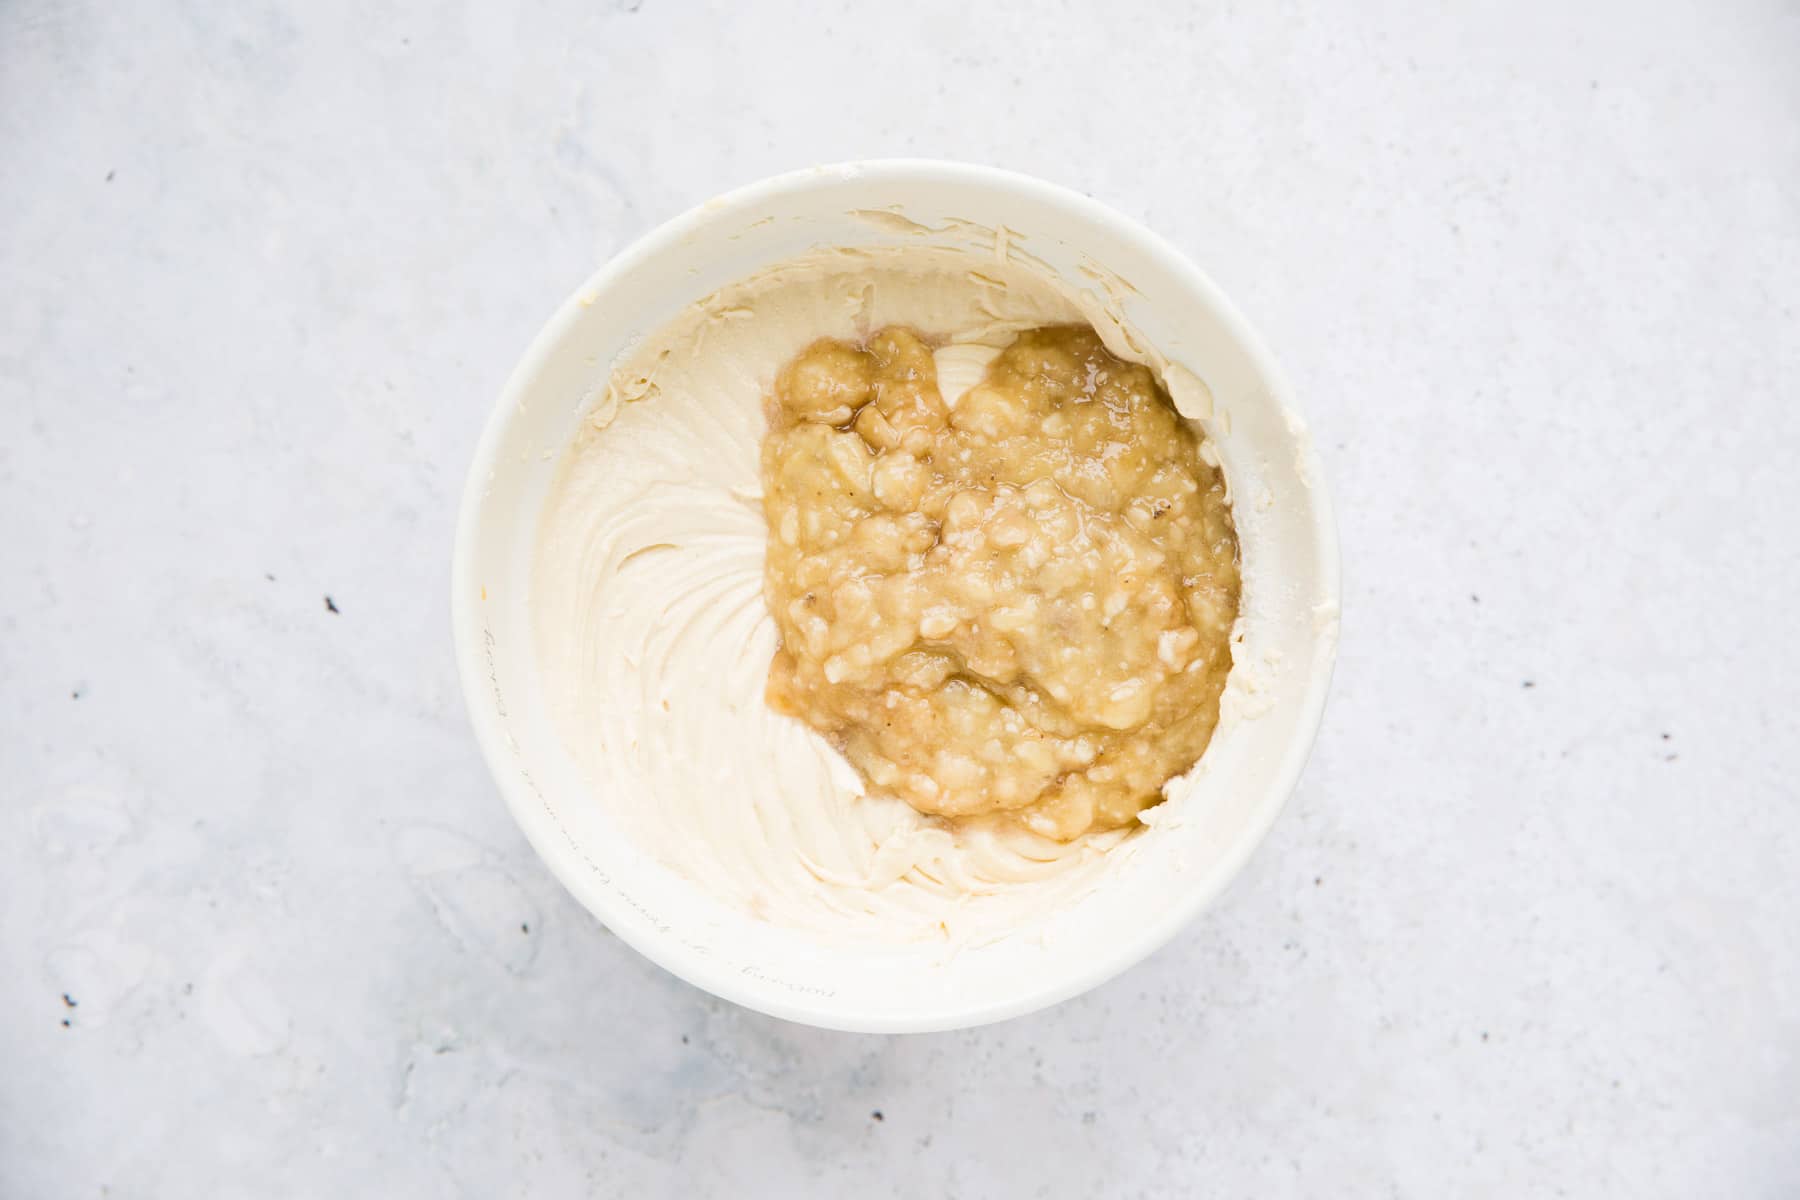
452,161,1339,1032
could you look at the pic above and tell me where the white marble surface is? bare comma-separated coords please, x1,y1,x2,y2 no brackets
4,0,1798,1193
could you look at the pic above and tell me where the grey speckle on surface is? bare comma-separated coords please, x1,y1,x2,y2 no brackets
2,0,1798,1195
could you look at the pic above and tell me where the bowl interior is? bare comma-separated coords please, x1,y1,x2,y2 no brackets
453,162,1338,1032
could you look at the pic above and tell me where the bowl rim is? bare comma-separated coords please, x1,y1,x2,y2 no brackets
451,158,1341,1033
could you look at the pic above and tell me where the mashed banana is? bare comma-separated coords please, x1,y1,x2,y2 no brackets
762,324,1240,840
